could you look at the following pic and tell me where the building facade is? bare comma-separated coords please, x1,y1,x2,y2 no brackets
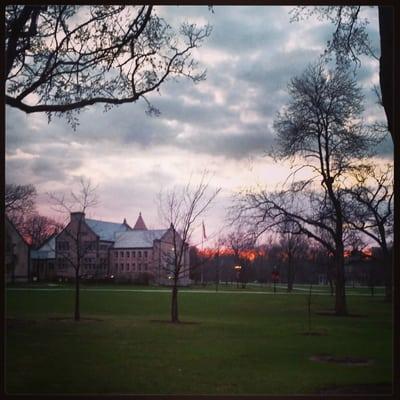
5,216,30,283
31,235,56,281
54,212,190,285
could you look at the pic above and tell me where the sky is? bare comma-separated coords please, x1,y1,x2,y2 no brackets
5,5,393,246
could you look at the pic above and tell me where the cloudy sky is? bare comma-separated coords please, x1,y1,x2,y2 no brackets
5,6,392,245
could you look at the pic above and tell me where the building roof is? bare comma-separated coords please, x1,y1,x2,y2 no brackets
31,236,56,259
86,218,131,241
113,229,167,249
133,212,147,230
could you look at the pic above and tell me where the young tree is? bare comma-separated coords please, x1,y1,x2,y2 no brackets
343,163,393,301
49,177,99,321
6,5,212,126
157,172,220,323
236,62,379,315
277,221,307,292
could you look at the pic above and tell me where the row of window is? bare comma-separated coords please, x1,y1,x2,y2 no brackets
57,242,150,258
115,250,149,258
114,263,148,272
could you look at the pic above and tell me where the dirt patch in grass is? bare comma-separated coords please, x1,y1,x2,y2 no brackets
6,318,36,329
310,354,373,366
149,319,200,325
316,311,367,318
317,383,391,394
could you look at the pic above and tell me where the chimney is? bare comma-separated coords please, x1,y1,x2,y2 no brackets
70,212,85,223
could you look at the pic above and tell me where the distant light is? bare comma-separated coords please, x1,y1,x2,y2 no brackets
234,265,242,271
110,275,114,279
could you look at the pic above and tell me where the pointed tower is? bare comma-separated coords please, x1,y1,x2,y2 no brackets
122,218,132,229
133,212,147,230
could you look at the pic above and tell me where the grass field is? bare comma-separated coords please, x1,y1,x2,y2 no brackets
5,283,392,395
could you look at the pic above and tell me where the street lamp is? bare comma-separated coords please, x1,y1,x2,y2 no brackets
234,265,242,288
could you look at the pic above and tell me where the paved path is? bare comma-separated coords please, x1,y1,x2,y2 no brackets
6,287,384,296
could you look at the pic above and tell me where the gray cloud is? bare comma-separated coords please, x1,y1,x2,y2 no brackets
6,5,388,195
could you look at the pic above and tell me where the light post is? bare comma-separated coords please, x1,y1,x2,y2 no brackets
234,265,242,288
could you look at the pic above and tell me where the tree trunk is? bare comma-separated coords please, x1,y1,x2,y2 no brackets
334,248,347,316
378,6,393,139
74,269,80,321
171,282,179,323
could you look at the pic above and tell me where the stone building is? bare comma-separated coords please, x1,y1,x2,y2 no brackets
54,212,190,285
30,235,56,281
5,216,30,283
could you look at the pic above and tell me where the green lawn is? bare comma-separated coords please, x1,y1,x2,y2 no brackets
5,284,392,394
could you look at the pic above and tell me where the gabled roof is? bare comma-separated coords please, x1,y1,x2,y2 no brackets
31,236,56,259
133,212,147,230
86,218,131,241
113,229,167,249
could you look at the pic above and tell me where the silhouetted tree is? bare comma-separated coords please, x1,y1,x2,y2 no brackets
6,5,212,127
343,163,393,301
236,62,380,315
49,177,99,321
157,172,220,323
21,213,63,248
290,6,394,139
5,183,36,215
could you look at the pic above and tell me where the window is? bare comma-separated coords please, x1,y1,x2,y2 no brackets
115,251,118,258
144,251,148,258
132,263,136,271
144,264,148,271
120,263,124,271
138,264,142,272
126,264,130,271
126,251,130,257
132,251,136,257
138,251,142,258
120,251,124,257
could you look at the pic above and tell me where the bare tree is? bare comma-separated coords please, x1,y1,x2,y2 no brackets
48,177,99,321
6,5,212,126
290,6,394,139
221,228,256,289
157,172,220,323
277,221,307,292
21,213,63,248
236,62,379,315
343,163,393,301
5,183,36,215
